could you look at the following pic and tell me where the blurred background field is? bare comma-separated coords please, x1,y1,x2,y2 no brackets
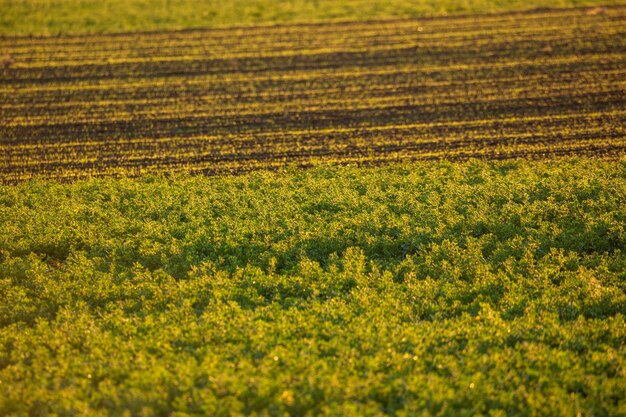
2,0,625,35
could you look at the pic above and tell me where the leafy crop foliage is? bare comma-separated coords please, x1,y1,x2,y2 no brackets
1,159,625,416
2,7,626,183
1,0,624,35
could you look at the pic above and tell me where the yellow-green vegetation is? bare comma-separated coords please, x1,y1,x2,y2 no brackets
1,0,625,35
2,6,626,183
1,159,625,416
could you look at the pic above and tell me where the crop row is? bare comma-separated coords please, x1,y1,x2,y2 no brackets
1,6,625,182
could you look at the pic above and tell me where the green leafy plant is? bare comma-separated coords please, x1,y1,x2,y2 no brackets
1,159,624,416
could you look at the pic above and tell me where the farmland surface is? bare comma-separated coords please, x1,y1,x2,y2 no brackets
2,0,626,415
2,0,624,36
2,6,626,183
1,159,625,416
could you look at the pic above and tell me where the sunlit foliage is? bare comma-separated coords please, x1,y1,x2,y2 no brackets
1,159,625,416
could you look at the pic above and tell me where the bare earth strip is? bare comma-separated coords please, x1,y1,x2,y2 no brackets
1,6,625,183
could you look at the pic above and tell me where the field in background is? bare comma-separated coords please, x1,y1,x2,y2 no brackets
2,6,626,183
1,0,625,35
1,159,625,415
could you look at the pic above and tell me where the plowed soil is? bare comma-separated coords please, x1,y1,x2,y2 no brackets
1,6,625,182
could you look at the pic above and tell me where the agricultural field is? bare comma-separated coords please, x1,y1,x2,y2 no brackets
1,6,626,183
1,160,625,415
1,1,626,416
1,0,624,35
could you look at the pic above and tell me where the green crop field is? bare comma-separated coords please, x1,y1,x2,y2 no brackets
1,160,625,416
1,0,625,36
1,0,626,416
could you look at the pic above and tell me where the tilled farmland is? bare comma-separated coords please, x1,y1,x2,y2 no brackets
1,6,625,183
